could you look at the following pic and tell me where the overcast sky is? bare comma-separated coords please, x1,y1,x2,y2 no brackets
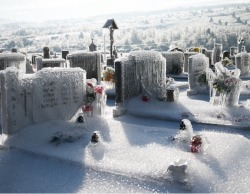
0,0,248,22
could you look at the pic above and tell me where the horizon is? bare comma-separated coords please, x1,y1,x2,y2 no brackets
0,0,249,23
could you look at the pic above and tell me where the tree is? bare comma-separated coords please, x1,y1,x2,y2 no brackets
209,17,213,23
218,20,222,25
130,30,142,44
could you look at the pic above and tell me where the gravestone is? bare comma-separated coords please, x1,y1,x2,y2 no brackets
205,50,213,68
67,51,102,83
162,51,184,75
184,52,197,73
230,47,238,58
35,56,66,71
213,43,222,64
0,67,86,135
223,51,230,59
235,52,250,76
187,53,209,95
43,47,50,59
62,50,69,60
114,51,166,116
0,53,26,72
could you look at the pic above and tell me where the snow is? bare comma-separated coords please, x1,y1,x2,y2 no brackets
0,98,250,193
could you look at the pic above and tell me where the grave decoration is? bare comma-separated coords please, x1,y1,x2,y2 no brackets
187,53,209,95
162,51,184,75
67,51,102,83
0,67,86,135
172,119,193,143
166,77,179,102
167,159,188,184
83,79,107,116
206,62,242,106
91,131,99,144
172,119,209,153
102,66,115,90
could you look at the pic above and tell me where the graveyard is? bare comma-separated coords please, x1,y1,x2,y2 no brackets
0,4,250,192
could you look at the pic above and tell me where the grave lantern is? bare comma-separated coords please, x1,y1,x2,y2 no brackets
102,19,118,67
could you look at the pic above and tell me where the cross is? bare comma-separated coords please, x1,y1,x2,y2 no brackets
20,89,31,116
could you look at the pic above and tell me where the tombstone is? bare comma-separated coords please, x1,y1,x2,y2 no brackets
187,53,209,95
0,67,86,135
11,48,17,53
114,51,166,116
223,51,230,59
183,52,197,73
205,50,213,68
201,48,207,55
67,51,102,83
230,47,238,58
61,50,69,60
213,43,222,64
162,51,184,75
0,53,26,72
235,52,250,76
35,56,66,71
43,47,50,59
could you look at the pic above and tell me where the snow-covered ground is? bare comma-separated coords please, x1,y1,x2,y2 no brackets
0,98,250,193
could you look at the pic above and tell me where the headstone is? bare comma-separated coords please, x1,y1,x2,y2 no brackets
235,53,250,76
201,48,206,55
67,51,102,83
0,67,86,135
0,53,26,72
213,43,222,64
187,53,209,95
35,56,66,71
11,48,17,53
61,50,69,60
223,51,230,59
43,47,50,59
230,47,238,58
114,51,166,116
205,50,213,68
162,51,184,75
184,52,197,73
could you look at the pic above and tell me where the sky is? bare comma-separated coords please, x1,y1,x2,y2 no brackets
0,0,249,22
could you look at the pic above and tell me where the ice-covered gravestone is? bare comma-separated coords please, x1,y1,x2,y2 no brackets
205,50,214,69
235,52,250,76
187,53,209,95
67,52,102,83
0,67,86,135
213,43,222,64
114,51,166,116
162,51,184,75
0,53,26,72
183,52,197,73
35,56,66,71
206,62,242,106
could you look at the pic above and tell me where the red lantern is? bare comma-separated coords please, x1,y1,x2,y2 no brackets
190,135,202,153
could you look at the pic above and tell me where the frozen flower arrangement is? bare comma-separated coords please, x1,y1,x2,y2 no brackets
221,57,232,67
102,67,115,83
